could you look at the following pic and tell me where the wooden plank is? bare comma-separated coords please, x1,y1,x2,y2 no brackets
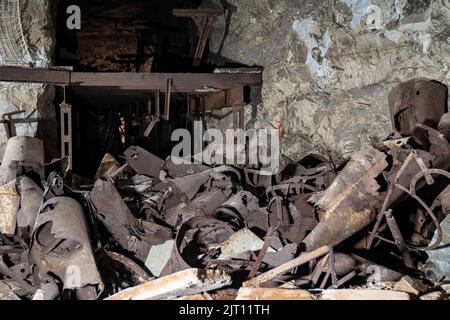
173,9,223,17
71,73,261,91
243,246,329,288
236,288,314,300
202,87,244,111
193,17,213,67
0,67,262,92
0,66,70,84
320,289,410,300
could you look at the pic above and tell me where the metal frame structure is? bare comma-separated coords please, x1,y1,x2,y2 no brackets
0,66,262,166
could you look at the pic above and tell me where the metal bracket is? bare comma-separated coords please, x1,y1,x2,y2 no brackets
60,102,73,171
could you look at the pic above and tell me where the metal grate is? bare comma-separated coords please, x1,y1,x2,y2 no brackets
0,0,32,66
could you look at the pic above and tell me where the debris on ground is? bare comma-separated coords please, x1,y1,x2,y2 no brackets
0,79,449,300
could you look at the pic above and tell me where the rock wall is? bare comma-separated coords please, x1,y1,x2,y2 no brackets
202,0,450,160
0,0,57,160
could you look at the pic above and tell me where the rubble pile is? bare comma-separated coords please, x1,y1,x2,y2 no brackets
0,79,449,300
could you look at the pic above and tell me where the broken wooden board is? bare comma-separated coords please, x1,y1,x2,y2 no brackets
319,289,410,300
106,268,231,300
175,294,210,300
236,288,314,300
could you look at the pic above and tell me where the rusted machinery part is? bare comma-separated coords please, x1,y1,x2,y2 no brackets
30,197,103,292
106,251,153,282
266,182,319,197
388,79,447,137
394,169,450,251
160,216,236,276
0,256,37,296
302,145,389,251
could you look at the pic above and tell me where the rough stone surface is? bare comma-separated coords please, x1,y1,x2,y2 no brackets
202,0,450,160
19,0,57,68
0,0,57,160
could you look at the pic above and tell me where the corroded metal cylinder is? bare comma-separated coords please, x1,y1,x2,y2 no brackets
388,79,447,137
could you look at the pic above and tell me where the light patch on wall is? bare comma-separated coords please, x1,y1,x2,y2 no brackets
339,0,373,28
292,18,335,79
418,33,432,56
384,30,403,43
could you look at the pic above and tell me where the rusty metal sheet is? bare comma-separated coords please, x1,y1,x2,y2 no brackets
303,145,389,251
0,180,20,236
106,251,153,283
90,179,171,261
163,157,210,178
215,191,261,227
168,188,233,226
124,146,164,179
16,176,43,235
412,124,450,170
30,197,103,293
94,153,121,180
389,79,447,137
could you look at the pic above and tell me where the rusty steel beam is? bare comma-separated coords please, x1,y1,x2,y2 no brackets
0,67,262,92
243,246,330,288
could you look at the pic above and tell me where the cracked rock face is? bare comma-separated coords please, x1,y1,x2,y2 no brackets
0,0,57,160
202,0,450,160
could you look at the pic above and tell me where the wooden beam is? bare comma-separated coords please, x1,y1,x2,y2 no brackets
193,16,214,67
172,9,223,17
0,67,262,92
0,66,70,84
200,86,244,111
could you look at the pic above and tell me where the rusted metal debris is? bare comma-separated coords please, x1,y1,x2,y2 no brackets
388,79,447,137
0,79,449,300
106,268,231,300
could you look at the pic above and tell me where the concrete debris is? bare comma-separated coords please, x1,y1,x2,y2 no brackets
145,240,175,277
0,80,449,300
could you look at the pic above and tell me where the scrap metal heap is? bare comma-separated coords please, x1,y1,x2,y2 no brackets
0,79,450,300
